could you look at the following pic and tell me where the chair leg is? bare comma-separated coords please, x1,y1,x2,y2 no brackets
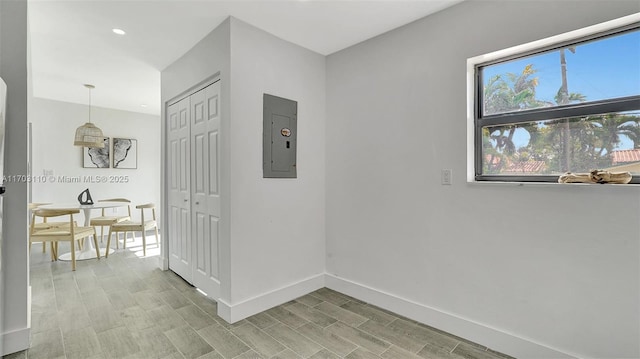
42,242,46,253
142,230,146,257
50,242,57,261
100,226,104,243
154,227,159,247
123,232,127,249
105,227,113,258
93,234,100,259
70,240,76,271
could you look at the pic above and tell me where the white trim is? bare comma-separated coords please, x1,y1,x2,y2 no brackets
466,56,476,183
210,272,593,358
1,327,30,356
216,298,232,323
161,74,221,277
466,13,640,183
159,255,168,271
325,274,579,359
216,273,325,323
468,13,639,66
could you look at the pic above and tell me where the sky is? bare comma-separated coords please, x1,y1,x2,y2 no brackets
482,28,640,150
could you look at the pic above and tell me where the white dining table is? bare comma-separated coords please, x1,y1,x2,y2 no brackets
40,202,125,260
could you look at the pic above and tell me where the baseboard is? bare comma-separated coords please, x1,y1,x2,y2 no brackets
1,286,33,356
325,274,578,359
217,273,325,323
27,285,32,330
1,327,30,356
159,255,169,270
198,271,579,358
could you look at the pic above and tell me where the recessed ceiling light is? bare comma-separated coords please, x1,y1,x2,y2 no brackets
112,28,126,35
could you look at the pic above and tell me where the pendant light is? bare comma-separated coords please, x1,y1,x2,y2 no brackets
74,84,104,148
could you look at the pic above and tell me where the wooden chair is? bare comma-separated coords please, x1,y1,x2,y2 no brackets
28,203,52,254
106,203,159,257
90,198,132,248
29,209,100,271
28,203,75,255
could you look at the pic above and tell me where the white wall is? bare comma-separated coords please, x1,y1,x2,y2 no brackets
161,17,326,322
30,97,161,223
225,18,325,318
0,0,29,355
325,1,640,359
161,18,232,304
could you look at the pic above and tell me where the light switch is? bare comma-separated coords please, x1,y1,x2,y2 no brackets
441,169,452,185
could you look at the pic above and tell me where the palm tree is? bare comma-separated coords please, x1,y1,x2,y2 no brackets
617,119,640,149
483,56,639,174
483,65,545,172
483,64,543,115
592,114,640,156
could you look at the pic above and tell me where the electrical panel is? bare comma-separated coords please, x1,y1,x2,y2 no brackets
263,94,297,178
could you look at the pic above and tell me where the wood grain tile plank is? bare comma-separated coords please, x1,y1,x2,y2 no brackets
345,348,382,359
176,304,214,330
453,343,508,359
245,311,279,330
97,326,141,359
265,306,310,329
358,319,426,353
27,328,65,359
386,318,459,352
130,327,181,359
230,323,285,357
263,323,323,358
325,322,390,355
62,326,102,359
314,301,368,327
270,349,303,359
296,323,358,357
197,323,250,358
284,302,337,328
165,325,214,359
339,302,398,325
310,288,352,306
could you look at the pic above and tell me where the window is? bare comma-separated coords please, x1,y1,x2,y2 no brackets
468,16,640,183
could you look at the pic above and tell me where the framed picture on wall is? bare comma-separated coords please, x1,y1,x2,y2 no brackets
83,137,110,168
113,138,137,169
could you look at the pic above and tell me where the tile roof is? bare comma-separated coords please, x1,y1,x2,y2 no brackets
503,160,546,173
611,149,640,164
485,154,545,173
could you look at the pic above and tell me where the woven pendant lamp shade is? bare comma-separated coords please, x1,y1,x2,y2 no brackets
74,84,104,148
74,122,105,148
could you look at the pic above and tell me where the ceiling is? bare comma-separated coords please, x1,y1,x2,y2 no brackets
28,0,463,116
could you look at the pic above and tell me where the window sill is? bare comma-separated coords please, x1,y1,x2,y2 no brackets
468,180,640,187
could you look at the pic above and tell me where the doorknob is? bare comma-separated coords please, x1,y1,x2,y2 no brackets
196,201,200,205
183,199,188,202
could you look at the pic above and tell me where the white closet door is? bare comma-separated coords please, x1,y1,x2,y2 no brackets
190,81,221,298
167,97,192,281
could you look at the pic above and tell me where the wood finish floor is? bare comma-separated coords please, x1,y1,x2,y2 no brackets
4,238,514,359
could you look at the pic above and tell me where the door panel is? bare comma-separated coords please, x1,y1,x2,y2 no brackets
209,216,219,279
208,131,219,195
191,81,221,298
167,80,221,298
167,97,191,281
